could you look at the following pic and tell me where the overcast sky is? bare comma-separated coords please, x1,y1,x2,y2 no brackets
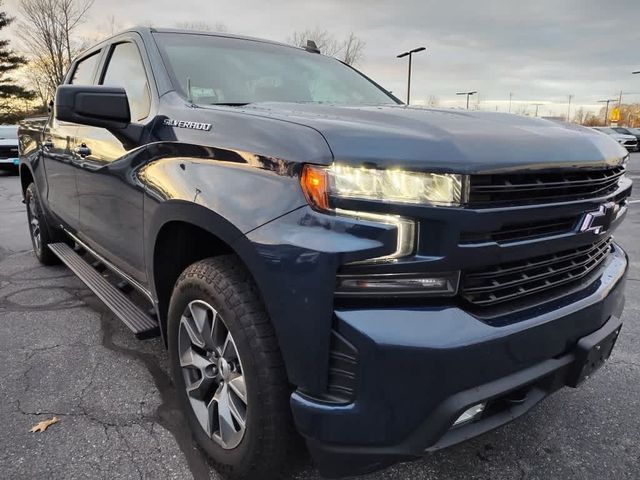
4,0,640,116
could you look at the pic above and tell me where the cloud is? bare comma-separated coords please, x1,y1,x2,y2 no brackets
4,0,640,115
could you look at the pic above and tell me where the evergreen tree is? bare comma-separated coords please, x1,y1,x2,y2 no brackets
0,1,34,122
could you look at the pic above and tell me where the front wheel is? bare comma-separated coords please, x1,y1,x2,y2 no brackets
167,256,295,479
25,182,59,265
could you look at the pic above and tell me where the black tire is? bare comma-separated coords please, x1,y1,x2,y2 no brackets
25,182,59,265
168,256,295,479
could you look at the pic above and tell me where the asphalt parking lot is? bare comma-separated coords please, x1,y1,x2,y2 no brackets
0,157,638,480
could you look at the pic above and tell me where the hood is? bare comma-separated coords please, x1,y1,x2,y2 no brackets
222,103,627,174
0,138,18,147
610,133,636,141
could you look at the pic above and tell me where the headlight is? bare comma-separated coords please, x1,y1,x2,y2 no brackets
300,164,462,264
301,164,463,210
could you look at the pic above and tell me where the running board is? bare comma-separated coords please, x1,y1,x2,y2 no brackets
48,243,159,339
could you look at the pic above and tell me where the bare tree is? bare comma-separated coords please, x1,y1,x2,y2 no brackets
288,29,365,65
427,95,439,107
573,107,585,125
21,57,50,108
341,32,365,65
175,21,228,33
583,111,602,127
17,0,94,102
104,15,121,36
289,28,341,57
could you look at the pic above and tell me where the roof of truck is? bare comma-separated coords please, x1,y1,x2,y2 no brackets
107,26,300,52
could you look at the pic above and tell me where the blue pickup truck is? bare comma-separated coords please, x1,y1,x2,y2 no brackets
18,27,632,479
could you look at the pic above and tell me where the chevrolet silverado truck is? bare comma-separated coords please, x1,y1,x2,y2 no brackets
18,27,632,479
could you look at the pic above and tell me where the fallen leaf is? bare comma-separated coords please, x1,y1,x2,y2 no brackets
29,416,59,433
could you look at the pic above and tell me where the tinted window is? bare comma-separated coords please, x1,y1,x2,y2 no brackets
101,42,151,121
70,52,100,85
154,33,397,106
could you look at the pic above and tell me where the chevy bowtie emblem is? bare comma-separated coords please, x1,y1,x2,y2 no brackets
579,202,618,234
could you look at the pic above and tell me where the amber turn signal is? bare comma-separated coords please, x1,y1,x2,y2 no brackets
301,164,330,211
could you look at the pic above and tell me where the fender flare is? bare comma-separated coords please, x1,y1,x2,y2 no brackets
144,199,271,337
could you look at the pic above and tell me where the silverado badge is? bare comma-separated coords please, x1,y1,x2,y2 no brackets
163,118,212,131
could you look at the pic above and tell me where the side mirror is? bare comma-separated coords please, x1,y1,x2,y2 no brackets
55,85,131,129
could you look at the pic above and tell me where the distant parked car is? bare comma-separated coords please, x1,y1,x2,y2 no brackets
612,127,640,149
0,125,20,174
591,126,638,151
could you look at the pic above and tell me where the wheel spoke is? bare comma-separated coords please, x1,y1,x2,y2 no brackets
202,307,218,351
189,302,208,333
227,391,246,428
211,314,227,355
180,346,210,370
228,374,247,404
222,332,239,361
214,385,243,446
191,398,212,437
186,374,215,401
180,315,206,349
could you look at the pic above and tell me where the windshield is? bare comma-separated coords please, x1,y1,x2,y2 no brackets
0,126,17,139
153,33,398,106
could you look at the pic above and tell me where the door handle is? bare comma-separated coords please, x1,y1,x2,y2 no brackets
75,143,91,158
42,139,54,150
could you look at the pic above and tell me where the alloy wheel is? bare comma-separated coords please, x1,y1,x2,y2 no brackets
27,194,41,253
178,300,247,449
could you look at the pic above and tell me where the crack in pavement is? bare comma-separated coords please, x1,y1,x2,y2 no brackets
91,296,212,480
0,252,212,479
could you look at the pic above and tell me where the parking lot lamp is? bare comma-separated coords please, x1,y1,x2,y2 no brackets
456,91,477,110
598,99,616,126
397,47,426,105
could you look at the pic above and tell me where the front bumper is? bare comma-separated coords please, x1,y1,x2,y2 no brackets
291,243,627,478
0,157,19,165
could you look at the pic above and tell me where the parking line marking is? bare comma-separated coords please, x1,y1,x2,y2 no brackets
629,200,640,204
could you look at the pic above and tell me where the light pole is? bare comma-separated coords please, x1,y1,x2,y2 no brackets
598,99,616,125
508,92,513,113
397,47,426,105
567,94,573,122
456,91,477,109
531,103,543,117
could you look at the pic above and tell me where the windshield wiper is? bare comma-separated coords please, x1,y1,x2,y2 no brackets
210,102,251,106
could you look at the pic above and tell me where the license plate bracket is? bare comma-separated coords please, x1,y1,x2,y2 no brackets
566,320,621,387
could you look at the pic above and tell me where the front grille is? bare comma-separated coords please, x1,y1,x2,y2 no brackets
461,237,612,307
0,146,19,158
468,166,625,206
326,330,358,403
460,216,578,244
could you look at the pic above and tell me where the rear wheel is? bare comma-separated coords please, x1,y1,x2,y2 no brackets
168,256,295,479
25,182,59,265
